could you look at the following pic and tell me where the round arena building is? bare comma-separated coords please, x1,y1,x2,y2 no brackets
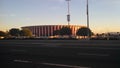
21,25,85,37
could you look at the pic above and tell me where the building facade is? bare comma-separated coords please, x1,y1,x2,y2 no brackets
22,25,85,37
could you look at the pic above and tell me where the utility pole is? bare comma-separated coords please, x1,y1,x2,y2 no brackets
87,0,90,39
66,0,71,25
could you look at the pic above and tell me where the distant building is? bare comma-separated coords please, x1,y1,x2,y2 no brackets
21,25,85,37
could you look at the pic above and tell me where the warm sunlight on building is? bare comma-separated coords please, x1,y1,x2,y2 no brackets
21,25,85,38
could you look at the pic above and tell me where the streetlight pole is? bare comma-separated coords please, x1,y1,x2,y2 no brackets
66,0,71,25
86,0,90,39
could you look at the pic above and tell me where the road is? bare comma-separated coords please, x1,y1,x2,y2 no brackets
0,40,120,68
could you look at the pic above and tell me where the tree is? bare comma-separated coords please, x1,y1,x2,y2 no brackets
53,30,60,36
9,28,20,36
59,26,72,36
76,27,92,38
20,28,32,37
0,31,6,37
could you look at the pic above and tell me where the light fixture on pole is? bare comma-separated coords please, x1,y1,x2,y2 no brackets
66,0,71,25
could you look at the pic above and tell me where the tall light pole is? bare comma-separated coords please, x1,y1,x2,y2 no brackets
66,0,71,25
86,0,90,39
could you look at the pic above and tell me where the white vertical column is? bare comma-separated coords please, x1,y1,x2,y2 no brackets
74,26,75,36
60,25,62,29
57,25,59,30
35,26,37,36
51,26,53,36
74,26,76,36
40,26,41,37
55,26,57,31
58,25,60,30
40,26,41,36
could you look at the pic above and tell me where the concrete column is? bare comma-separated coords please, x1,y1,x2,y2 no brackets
51,26,53,36
35,26,37,37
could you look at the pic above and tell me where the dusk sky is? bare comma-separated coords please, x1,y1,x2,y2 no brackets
0,0,120,33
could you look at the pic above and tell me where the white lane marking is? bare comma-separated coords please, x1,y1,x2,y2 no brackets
77,53,109,57
14,60,32,63
14,60,90,68
41,62,90,68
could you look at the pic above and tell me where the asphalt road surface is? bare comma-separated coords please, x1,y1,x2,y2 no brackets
0,40,120,68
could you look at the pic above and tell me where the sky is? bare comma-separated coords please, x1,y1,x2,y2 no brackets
0,0,120,33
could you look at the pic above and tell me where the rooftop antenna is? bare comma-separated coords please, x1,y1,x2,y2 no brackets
66,0,71,25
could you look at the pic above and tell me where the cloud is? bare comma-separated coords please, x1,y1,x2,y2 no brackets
10,14,16,17
26,17,31,21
